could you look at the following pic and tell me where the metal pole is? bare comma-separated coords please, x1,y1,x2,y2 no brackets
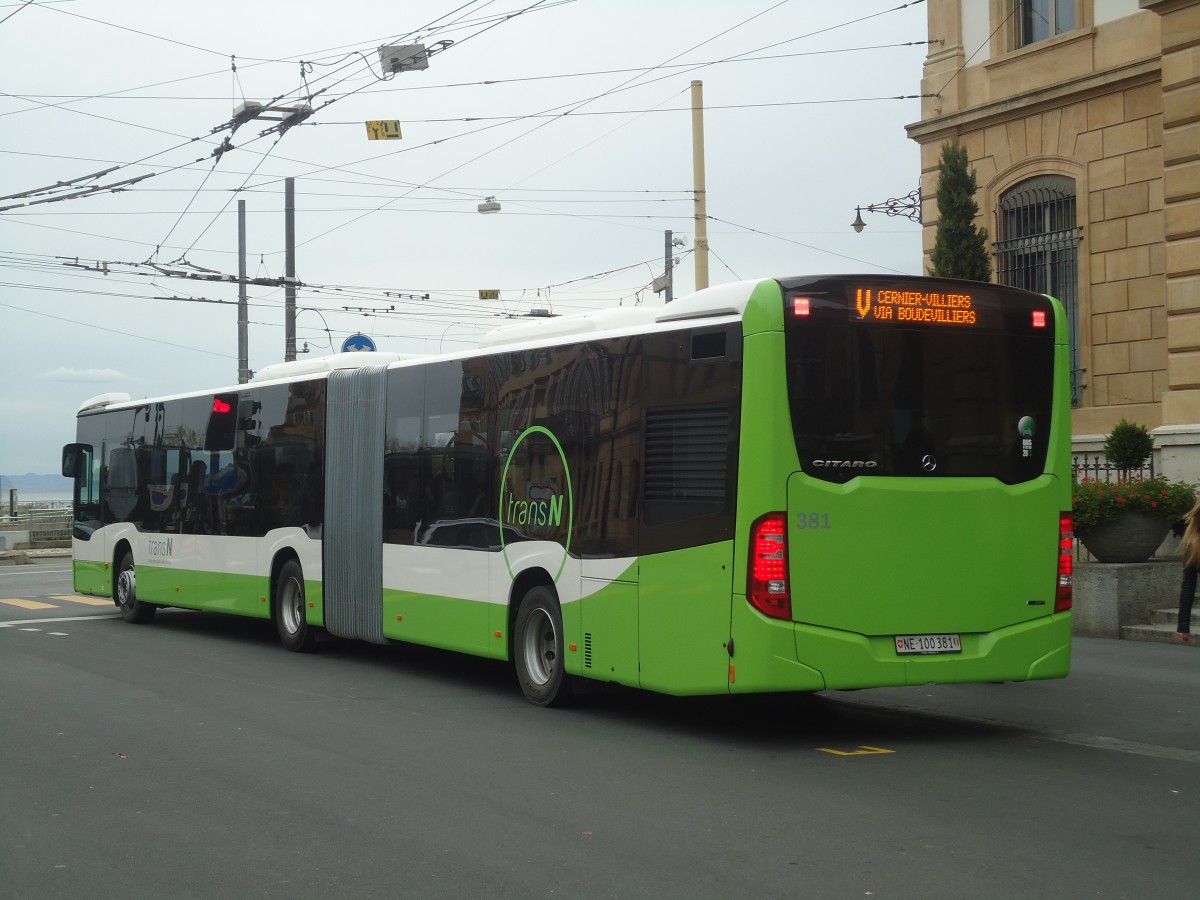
664,229,673,303
238,199,250,383
284,177,296,362
690,80,709,292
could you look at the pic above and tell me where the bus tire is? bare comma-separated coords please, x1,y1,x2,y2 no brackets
115,550,156,624
274,559,315,652
513,586,573,707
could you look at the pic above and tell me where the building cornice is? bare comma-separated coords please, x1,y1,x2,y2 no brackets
1140,0,1197,16
906,58,1161,144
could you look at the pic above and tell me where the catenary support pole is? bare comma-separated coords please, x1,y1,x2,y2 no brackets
284,177,296,362
691,80,709,292
238,199,249,383
665,229,673,302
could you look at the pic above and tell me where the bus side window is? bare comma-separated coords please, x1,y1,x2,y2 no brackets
106,447,139,523
183,459,209,534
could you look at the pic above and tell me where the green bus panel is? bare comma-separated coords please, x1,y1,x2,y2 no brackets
136,562,189,608
382,589,492,657
786,474,1065,637
305,578,324,628
638,541,735,695
579,577,640,688
73,559,110,598
728,596,825,692
192,569,270,617
135,563,269,618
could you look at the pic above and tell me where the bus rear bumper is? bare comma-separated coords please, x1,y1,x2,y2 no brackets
729,600,1072,692
795,612,1072,690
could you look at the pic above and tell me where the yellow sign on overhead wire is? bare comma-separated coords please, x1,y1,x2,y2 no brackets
365,120,402,141
479,290,500,300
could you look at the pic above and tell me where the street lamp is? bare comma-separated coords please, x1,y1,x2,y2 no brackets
477,196,501,214
851,188,922,233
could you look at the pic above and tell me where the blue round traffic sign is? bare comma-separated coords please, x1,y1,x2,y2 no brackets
341,333,377,352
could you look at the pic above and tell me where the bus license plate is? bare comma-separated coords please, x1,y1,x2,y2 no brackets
894,633,962,655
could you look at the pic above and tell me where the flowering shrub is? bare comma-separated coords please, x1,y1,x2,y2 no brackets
1072,476,1195,532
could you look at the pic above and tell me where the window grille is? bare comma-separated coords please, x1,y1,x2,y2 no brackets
644,404,729,524
994,175,1082,405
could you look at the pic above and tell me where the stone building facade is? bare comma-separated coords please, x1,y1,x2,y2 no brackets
907,0,1200,478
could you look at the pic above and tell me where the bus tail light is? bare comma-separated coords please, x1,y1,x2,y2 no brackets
748,513,791,620
1055,512,1073,612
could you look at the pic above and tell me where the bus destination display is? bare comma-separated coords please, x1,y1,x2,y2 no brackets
854,287,977,326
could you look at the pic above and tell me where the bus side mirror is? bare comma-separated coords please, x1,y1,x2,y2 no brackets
62,443,89,478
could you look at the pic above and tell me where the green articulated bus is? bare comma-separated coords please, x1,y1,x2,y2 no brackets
62,275,1074,706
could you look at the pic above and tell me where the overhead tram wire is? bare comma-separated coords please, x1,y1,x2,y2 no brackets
0,0,36,28
0,13,422,212
1,12,582,271
7,5,916,312
412,0,799,198
0,300,236,359
0,54,410,214
272,0,566,115
0,193,695,213
3,46,926,212
708,215,911,275
6,0,908,219
34,2,234,58
148,0,563,253
282,7,929,247
0,0,579,119
2,31,926,210
275,0,586,249
475,2,927,282
484,0,927,195
311,92,934,127
0,86,326,212
14,7,912,213
166,132,289,265
0,244,596,321
493,0,929,194
290,0,792,248
4,40,936,106
0,240,663,323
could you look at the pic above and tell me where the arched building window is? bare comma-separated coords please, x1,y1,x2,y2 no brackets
994,175,1082,405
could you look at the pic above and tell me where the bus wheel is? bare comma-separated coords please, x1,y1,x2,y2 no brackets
274,559,315,652
115,551,156,624
513,586,573,707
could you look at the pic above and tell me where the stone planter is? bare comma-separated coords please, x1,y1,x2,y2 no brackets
1077,511,1172,563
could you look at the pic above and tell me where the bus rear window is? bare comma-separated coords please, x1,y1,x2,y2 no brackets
782,277,1056,485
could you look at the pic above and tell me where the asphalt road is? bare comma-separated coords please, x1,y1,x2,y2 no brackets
3,560,1197,899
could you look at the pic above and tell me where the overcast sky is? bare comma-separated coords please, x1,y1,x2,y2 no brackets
0,0,927,477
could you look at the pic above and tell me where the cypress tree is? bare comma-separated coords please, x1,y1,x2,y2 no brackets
929,140,992,281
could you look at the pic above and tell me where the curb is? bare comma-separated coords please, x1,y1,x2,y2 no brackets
0,549,69,565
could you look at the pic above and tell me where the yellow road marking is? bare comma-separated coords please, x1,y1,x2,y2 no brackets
49,595,112,607
817,746,896,757
1,599,57,610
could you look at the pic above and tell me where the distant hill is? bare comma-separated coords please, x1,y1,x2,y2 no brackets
0,473,72,494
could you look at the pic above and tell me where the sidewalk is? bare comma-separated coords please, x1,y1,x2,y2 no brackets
0,547,71,566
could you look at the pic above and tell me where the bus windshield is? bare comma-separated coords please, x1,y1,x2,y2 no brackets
782,276,1056,485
